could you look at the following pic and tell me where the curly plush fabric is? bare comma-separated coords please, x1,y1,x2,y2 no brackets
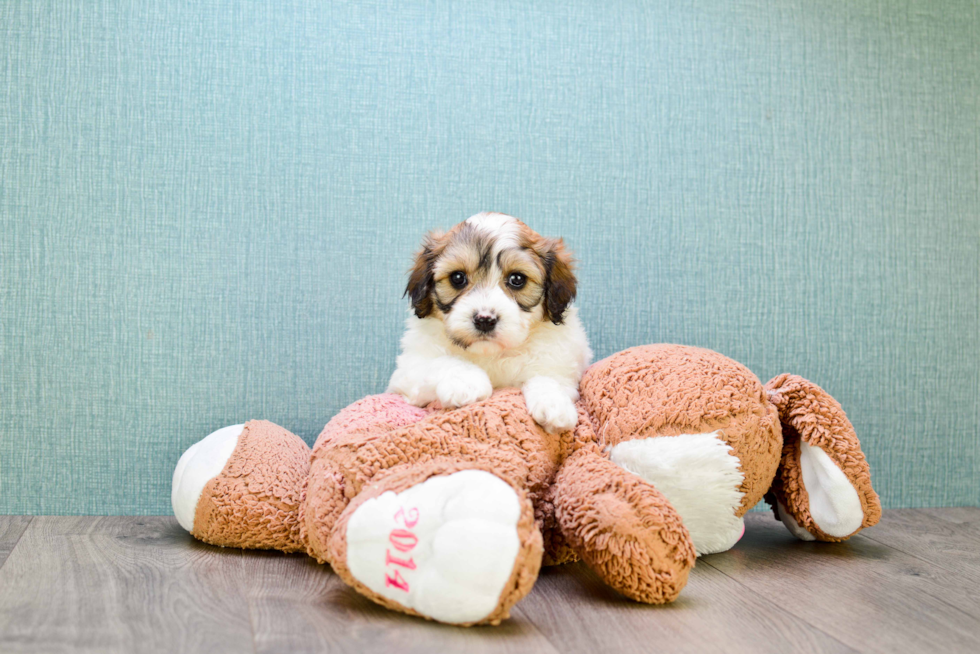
181,343,881,625
765,374,882,540
553,445,695,603
298,393,438,561
302,388,577,565
324,459,544,626
193,420,310,551
581,344,782,515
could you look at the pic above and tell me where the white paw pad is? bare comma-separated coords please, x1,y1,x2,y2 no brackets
171,424,244,532
798,441,864,538
345,470,521,624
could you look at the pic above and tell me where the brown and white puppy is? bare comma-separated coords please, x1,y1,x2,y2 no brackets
387,212,592,433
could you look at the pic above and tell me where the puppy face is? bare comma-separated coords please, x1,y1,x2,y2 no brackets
406,213,577,356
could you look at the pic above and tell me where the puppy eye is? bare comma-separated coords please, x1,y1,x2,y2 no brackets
449,271,467,289
507,272,527,289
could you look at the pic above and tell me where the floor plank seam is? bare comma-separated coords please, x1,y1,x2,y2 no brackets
925,591,980,627
0,516,33,572
859,531,972,581
852,538,980,630
697,557,861,653
238,549,261,654
509,606,568,654
245,598,260,653
861,520,980,626
932,507,980,525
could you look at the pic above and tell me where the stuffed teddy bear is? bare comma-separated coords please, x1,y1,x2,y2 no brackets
172,344,880,626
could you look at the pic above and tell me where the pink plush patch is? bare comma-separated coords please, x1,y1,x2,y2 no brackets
314,393,435,453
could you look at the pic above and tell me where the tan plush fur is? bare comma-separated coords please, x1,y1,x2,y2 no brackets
193,419,309,552
185,344,881,625
582,344,783,515
552,444,695,603
324,458,544,626
764,374,882,540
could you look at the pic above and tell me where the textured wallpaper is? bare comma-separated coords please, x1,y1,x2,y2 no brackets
1,0,978,514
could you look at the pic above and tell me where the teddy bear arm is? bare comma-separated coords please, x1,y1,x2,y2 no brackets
552,446,696,604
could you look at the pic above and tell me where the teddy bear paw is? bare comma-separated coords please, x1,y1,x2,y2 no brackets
171,424,244,533
344,470,524,624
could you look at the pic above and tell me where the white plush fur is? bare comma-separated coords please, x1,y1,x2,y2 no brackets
388,213,592,433
799,441,864,537
346,470,521,624
171,424,244,532
609,432,746,556
776,500,816,541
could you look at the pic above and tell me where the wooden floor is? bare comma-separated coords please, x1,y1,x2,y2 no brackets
0,509,978,653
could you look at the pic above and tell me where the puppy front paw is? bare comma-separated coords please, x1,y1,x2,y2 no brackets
387,369,435,407
523,378,578,434
436,367,493,408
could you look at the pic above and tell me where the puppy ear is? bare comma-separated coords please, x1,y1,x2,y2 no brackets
542,238,577,324
404,231,445,318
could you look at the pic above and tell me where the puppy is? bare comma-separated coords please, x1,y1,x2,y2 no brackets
387,212,592,433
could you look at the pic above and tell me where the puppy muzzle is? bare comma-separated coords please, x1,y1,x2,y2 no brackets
473,312,498,334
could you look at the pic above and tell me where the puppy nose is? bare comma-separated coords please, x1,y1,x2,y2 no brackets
473,313,498,333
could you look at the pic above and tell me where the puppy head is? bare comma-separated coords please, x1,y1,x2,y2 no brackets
405,212,577,355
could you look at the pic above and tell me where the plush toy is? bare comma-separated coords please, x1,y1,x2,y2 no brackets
172,344,880,626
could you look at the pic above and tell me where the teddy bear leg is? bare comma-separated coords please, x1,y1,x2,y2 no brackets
171,420,310,551
553,446,696,604
765,374,882,542
322,462,542,626
607,432,747,556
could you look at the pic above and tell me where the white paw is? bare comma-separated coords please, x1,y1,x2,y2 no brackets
171,424,244,532
386,370,435,407
523,378,578,433
436,368,493,408
345,470,522,624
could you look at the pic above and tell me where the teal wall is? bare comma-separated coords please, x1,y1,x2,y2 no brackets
1,1,978,515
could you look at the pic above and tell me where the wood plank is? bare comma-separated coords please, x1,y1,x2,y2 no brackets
701,512,980,654
0,517,32,569
517,559,854,654
0,517,254,654
0,510,978,653
927,506,980,526
859,508,980,580
239,548,560,654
